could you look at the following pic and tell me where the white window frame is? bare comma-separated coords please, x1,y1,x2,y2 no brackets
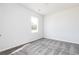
31,16,39,33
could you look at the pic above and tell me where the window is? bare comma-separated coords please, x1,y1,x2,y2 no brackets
31,16,39,33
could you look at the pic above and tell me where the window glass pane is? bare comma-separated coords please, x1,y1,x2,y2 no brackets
31,16,38,33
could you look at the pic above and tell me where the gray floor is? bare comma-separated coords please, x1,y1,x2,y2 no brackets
0,44,25,55
11,38,79,55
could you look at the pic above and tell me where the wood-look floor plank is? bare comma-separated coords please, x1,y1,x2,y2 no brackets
11,38,79,55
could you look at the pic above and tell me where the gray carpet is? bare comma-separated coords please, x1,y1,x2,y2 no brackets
11,38,79,55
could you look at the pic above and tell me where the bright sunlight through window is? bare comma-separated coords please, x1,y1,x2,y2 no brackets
31,16,39,33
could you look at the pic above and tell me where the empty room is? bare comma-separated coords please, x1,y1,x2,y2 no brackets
0,3,79,55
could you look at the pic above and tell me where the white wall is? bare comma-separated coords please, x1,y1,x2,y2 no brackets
44,7,79,44
0,4,43,51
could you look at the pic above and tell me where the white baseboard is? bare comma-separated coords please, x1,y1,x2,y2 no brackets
45,37,79,45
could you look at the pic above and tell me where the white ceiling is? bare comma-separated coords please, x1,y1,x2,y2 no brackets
21,3,79,16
